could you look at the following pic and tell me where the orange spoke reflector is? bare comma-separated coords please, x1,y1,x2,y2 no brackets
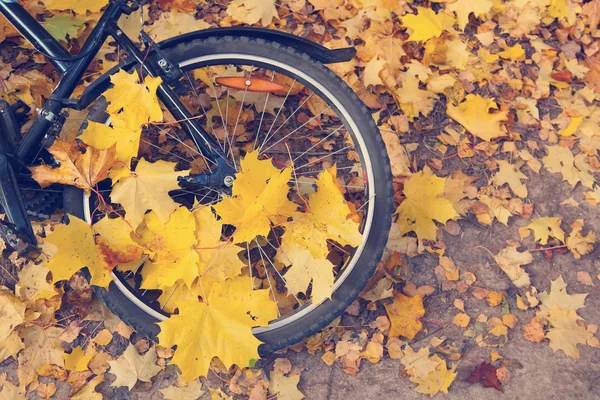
214,77,285,93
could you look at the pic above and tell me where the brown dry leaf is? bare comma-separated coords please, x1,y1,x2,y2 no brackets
577,271,595,287
380,127,412,178
566,220,596,259
385,293,425,340
452,313,470,327
486,292,504,307
360,332,384,363
20,325,65,371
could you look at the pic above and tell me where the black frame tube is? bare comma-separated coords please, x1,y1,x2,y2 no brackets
107,23,227,168
0,1,72,73
13,1,126,163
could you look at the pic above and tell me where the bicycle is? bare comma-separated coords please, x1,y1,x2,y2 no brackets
0,0,393,354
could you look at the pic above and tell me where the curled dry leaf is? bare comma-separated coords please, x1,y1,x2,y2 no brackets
29,139,116,194
494,245,533,288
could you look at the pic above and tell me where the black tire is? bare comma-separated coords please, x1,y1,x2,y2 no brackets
64,35,394,355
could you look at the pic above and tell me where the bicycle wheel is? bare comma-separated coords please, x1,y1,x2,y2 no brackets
64,35,393,354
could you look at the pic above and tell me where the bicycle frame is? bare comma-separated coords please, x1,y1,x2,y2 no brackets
0,0,357,252
0,0,233,249
1,0,229,166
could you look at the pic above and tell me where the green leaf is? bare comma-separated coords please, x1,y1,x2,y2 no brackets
43,15,85,42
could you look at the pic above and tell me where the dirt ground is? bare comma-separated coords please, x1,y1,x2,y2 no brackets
2,159,599,400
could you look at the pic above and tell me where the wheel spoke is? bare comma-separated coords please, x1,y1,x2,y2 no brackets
260,102,332,155
185,71,226,153
255,238,280,317
258,243,301,304
258,80,298,153
253,71,276,151
287,125,344,166
295,145,353,170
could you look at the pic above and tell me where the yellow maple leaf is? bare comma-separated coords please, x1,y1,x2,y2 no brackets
29,139,115,194
108,344,163,390
278,243,335,304
444,39,472,70
402,7,455,42
522,217,565,245
64,346,95,372
401,345,443,377
401,345,454,395
44,214,111,288
0,288,26,342
44,0,108,14
492,160,528,198
396,168,458,241
140,208,199,289
226,0,278,26
566,219,596,259
385,293,425,340
394,75,437,122
15,262,61,303
539,275,587,314
157,276,278,382
78,120,141,175
104,70,163,129
543,146,594,188
193,207,244,289
71,373,103,400
141,207,244,292
498,44,526,61
363,56,386,87
93,216,144,268
21,325,65,370
281,167,362,260
546,305,592,359
156,280,204,314
447,94,508,141
558,115,583,137
213,151,296,243
110,158,189,229
413,363,457,396
494,245,533,288
446,0,493,30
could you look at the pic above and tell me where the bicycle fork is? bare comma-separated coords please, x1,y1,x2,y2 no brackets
0,153,39,257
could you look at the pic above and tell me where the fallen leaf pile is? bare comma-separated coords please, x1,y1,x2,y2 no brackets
0,0,599,398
